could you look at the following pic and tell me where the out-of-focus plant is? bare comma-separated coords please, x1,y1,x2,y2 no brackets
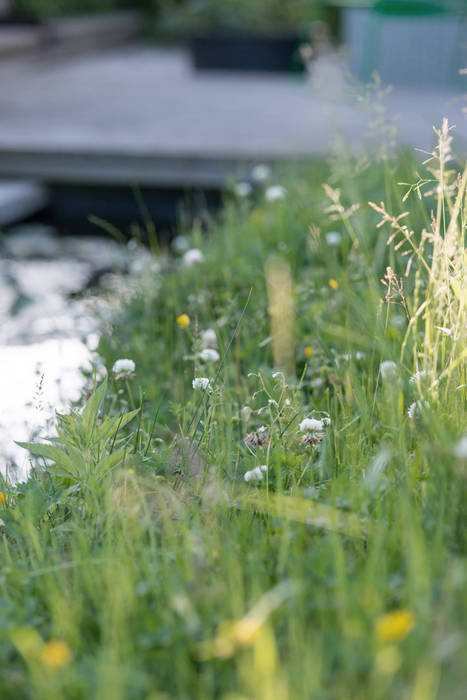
156,0,326,37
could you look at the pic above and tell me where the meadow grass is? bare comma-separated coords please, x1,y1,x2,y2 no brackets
0,126,466,699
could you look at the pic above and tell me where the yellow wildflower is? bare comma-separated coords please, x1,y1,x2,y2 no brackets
329,278,339,290
0,492,5,505
176,314,190,328
375,610,415,643
39,639,72,670
304,346,314,358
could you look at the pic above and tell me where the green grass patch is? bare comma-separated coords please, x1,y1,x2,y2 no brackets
1,136,466,699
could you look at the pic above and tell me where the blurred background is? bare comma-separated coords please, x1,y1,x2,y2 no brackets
0,0,466,476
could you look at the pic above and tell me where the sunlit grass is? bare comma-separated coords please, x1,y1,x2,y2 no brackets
0,131,466,699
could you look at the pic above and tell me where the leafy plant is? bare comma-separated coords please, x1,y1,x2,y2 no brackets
157,0,326,36
16,380,139,489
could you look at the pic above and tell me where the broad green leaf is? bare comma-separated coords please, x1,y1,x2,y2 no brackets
81,379,108,441
67,444,89,480
96,448,126,477
93,409,139,447
15,442,78,479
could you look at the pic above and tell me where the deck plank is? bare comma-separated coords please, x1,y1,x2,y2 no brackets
0,47,465,188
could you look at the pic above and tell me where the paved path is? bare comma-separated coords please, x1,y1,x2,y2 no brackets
0,46,465,187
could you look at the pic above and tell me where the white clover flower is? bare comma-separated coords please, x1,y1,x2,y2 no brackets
112,358,135,378
299,418,325,433
325,231,342,246
409,370,427,385
251,164,271,182
234,181,252,197
198,348,220,363
183,248,205,267
407,400,429,419
201,328,217,349
380,361,398,380
244,465,268,483
172,235,190,253
265,185,287,202
192,377,212,391
310,377,324,389
453,436,467,460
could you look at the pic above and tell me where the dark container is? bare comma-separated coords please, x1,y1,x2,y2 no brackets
190,32,303,72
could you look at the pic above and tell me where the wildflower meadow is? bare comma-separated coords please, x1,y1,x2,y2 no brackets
0,121,466,699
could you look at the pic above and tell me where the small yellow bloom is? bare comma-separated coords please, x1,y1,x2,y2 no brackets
304,346,314,358
329,278,339,290
176,313,190,328
0,492,5,505
39,639,72,670
375,610,415,643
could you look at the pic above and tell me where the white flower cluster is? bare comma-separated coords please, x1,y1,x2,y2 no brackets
234,181,252,197
325,231,342,246
380,361,398,380
453,436,467,460
172,235,190,253
244,465,268,483
407,400,429,419
251,164,271,182
192,377,212,391
112,358,135,378
265,185,287,202
299,417,330,433
201,328,217,350
409,370,427,385
341,351,366,362
183,248,205,267
198,348,220,363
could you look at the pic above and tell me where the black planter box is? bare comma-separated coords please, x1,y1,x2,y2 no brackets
190,33,303,72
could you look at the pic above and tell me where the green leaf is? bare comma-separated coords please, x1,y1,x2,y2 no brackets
66,444,89,480
93,409,139,447
96,448,126,477
15,441,78,479
81,379,107,441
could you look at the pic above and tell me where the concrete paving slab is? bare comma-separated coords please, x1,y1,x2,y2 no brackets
0,46,465,188
0,11,142,60
0,26,43,56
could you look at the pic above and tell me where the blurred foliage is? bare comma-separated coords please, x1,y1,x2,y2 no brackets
12,0,152,17
155,0,327,36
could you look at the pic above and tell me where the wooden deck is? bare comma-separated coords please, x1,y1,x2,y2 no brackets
0,46,465,190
